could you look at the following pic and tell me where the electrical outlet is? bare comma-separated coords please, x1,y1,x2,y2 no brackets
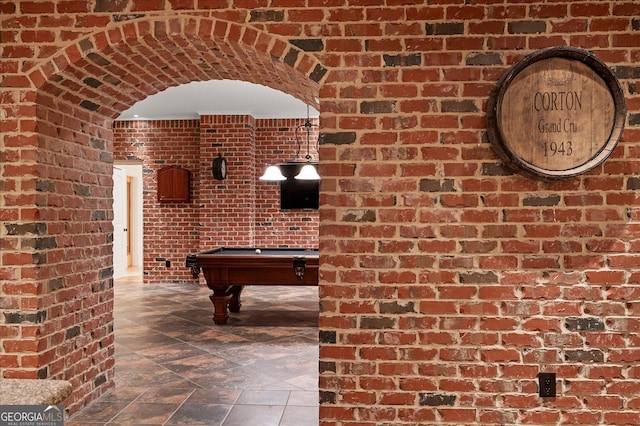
538,372,556,397
165,260,171,268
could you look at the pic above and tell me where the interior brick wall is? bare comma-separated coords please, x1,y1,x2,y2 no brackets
199,114,257,249
1,73,117,410
113,116,320,283
2,1,640,423
255,117,320,248
112,119,201,283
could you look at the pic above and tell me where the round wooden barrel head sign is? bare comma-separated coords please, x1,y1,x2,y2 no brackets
487,47,626,180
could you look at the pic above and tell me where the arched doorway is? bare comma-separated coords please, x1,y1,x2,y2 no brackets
98,80,321,424
24,15,326,414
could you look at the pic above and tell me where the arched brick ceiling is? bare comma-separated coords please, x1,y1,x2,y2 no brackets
33,16,325,121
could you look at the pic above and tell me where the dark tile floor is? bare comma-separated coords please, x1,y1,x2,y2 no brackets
67,274,319,425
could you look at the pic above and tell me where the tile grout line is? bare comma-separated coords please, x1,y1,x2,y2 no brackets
103,388,147,425
160,388,197,426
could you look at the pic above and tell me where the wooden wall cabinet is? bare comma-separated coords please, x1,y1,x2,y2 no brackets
157,165,190,203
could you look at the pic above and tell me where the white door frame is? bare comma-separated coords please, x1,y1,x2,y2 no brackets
113,161,143,278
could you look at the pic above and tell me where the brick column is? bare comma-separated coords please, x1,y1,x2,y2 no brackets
199,115,256,248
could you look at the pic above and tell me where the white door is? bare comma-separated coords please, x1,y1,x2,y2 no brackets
112,166,128,279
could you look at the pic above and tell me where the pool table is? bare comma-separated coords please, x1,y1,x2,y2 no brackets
185,247,319,325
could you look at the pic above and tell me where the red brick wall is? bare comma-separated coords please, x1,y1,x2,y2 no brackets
2,1,640,423
255,118,320,248
199,114,257,249
0,79,116,407
112,119,201,283
113,116,320,283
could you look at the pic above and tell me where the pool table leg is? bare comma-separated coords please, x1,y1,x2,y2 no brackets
209,288,231,325
229,285,243,313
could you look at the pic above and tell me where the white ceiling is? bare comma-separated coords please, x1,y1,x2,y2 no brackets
116,80,319,121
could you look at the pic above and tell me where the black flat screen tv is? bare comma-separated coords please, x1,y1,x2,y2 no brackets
279,162,319,210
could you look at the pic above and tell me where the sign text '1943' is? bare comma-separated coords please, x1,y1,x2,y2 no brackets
544,141,573,157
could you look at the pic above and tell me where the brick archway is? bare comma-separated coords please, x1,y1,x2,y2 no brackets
33,16,325,117
6,15,325,413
